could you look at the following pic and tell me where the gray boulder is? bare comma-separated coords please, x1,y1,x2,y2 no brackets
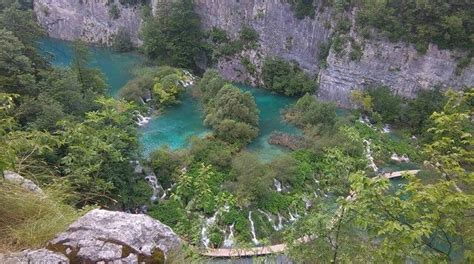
0,249,69,264
48,209,181,263
3,171,43,195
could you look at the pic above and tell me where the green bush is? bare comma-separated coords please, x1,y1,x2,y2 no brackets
285,93,338,130
367,86,403,123
288,0,315,19
262,57,315,96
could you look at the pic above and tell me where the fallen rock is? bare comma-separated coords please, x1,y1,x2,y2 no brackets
0,249,68,264
48,209,181,263
2,171,43,195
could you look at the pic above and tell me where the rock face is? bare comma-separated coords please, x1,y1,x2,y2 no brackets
317,13,474,106
48,209,181,263
195,0,332,85
3,171,43,194
0,249,69,264
34,0,142,46
33,0,473,105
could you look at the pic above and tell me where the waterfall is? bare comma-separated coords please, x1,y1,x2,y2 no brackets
363,139,378,172
145,174,164,202
358,115,375,129
277,213,284,231
288,210,301,222
273,179,282,192
382,124,391,133
223,223,235,248
136,113,151,127
258,210,283,231
201,211,219,248
248,211,259,245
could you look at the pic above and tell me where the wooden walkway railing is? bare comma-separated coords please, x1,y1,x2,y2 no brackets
201,170,420,258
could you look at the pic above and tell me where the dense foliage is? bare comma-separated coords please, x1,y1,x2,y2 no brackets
287,0,315,19
198,69,260,146
119,66,190,108
357,0,474,53
285,94,338,131
112,27,133,52
141,0,207,70
0,3,142,210
262,57,315,96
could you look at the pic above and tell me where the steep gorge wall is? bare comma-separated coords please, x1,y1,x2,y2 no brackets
33,0,474,106
195,0,332,84
34,0,142,46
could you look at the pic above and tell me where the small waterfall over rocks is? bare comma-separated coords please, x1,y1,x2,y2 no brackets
201,211,219,248
363,139,378,172
222,223,235,248
136,113,151,127
382,124,391,133
273,179,282,192
258,210,283,231
248,211,259,245
144,174,165,202
390,153,410,163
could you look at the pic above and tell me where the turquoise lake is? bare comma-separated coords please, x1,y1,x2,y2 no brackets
39,38,300,160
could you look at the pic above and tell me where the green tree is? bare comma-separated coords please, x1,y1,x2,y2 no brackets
71,40,107,97
262,57,314,96
58,97,139,206
141,0,206,70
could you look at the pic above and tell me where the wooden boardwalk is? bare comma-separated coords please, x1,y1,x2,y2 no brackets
201,170,420,258
383,170,420,179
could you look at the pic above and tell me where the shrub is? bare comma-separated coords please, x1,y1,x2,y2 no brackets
367,86,403,123
285,93,337,130
262,57,315,96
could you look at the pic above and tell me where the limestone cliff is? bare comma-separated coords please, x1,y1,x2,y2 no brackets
34,0,142,46
33,0,473,106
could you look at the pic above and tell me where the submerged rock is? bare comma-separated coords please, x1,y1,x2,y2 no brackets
0,249,69,264
268,132,305,150
47,209,181,263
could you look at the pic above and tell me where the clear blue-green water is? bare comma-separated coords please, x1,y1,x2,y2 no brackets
38,38,144,96
39,38,301,160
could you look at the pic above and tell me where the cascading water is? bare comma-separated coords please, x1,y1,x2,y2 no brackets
288,210,301,222
363,139,378,172
382,124,391,133
273,179,282,192
144,174,164,202
136,113,152,127
201,211,219,248
248,211,259,245
223,223,235,248
258,210,283,231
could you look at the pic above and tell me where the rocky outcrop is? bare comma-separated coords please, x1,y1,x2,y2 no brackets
34,0,142,46
47,209,181,263
0,249,69,264
2,171,43,194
